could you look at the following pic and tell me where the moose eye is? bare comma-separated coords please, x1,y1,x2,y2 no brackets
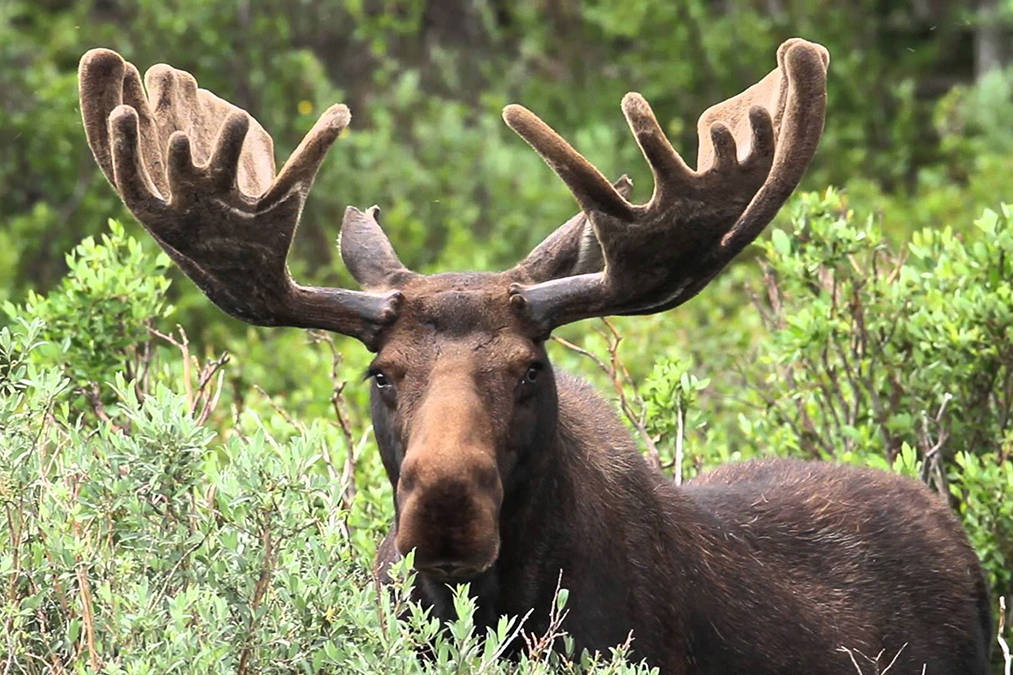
522,363,543,385
372,371,392,389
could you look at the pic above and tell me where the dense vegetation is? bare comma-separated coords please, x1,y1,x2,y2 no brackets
2,1,1013,671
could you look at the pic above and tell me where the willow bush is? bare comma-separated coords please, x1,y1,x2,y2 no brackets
2,192,1011,671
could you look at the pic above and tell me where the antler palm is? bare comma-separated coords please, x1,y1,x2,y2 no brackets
79,49,398,340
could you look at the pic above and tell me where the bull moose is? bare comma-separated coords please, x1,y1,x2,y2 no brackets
78,38,992,673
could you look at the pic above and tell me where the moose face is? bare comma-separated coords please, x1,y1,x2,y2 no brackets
367,273,558,580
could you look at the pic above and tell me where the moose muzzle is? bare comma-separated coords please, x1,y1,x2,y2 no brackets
394,369,504,579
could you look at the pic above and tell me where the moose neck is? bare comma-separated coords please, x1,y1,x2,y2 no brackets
411,369,707,654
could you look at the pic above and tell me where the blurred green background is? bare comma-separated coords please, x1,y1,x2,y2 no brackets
3,1,1013,671
5,0,1013,306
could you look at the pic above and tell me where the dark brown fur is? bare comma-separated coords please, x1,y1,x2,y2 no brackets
370,274,992,674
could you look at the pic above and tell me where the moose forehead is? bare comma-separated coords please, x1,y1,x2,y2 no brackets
375,271,539,368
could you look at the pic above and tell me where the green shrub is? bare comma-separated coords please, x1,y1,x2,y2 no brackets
0,223,660,673
951,451,1013,598
3,219,171,397
3,200,1011,670
745,191,1013,466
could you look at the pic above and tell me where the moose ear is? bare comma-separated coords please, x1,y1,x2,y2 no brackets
340,206,411,289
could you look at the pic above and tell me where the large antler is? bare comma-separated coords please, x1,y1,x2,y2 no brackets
507,38,828,330
78,49,406,348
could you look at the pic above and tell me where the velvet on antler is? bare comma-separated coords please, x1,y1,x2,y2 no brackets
78,49,405,348
508,38,829,331
79,39,826,346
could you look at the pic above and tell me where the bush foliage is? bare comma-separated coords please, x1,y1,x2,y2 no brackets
0,225,660,672
2,196,1012,671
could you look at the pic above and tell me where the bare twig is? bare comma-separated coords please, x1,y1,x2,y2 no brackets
307,330,359,511
919,393,952,494
998,596,1012,675
82,382,122,432
131,327,155,399
552,319,662,470
149,326,193,404
149,326,229,424
674,400,685,486
35,606,67,674
761,261,785,329
522,570,570,662
192,352,230,424
75,564,100,672
837,645,864,674
837,642,907,674
2,501,23,675
252,384,306,433
879,643,909,674
237,519,280,675
476,608,534,673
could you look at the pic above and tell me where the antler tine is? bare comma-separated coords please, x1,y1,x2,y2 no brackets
79,48,408,349
510,38,828,332
503,105,634,219
109,105,168,218
262,103,350,207
79,49,126,186
619,93,695,192
514,175,634,282
206,111,250,191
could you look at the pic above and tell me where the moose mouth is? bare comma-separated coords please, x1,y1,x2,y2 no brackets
397,499,502,582
416,559,493,582
405,529,501,582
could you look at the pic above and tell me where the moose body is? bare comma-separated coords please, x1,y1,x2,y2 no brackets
78,38,992,673
368,274,992,674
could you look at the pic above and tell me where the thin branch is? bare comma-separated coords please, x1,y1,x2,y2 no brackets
252,384,306,433
149,326,229,424
998,596,1011,675
192,352,230,424
674,401,685,486
879,643,909,674
307,330,358,511
73,553,100,671
82,382,122,433
837,645,864,674
149,326,193,405
237,520,279,675
920,393,953,494
551,320,662,470
522,570,570,662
